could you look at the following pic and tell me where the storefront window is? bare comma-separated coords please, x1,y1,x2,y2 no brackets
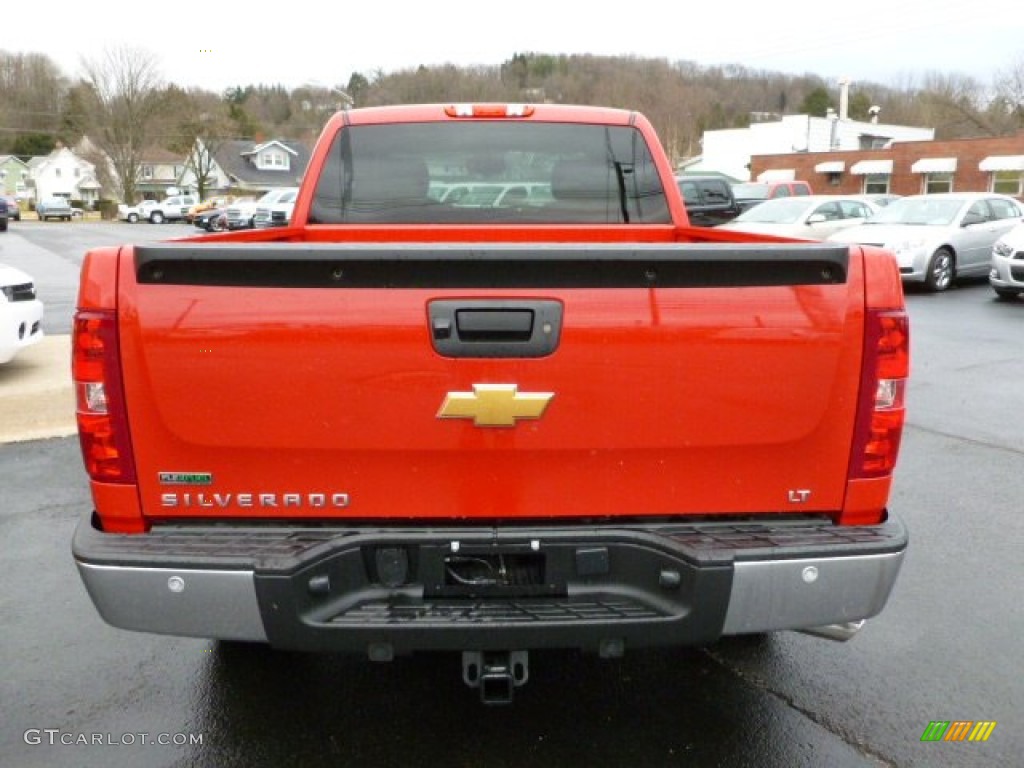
863,174,890,194
923,172,953,194
992,170,1023,196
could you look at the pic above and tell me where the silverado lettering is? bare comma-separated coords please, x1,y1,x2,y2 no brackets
159,493,351,509
72,103,909,705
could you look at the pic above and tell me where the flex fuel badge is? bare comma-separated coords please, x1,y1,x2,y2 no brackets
158,472,213,486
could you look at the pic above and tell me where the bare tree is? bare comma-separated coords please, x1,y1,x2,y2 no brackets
994,53,1024,130
0,51,66,153
164,88,234,200
80,46,164,203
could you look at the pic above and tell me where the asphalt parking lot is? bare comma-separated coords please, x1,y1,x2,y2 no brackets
0,221,1021,767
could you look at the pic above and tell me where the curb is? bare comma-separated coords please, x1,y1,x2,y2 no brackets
0,335,76,444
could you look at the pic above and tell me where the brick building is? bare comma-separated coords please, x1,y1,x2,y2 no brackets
750,132,1024,199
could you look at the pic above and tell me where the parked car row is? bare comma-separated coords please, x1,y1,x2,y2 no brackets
827,192,1024,293
697,189,1024,297
193,188,298,233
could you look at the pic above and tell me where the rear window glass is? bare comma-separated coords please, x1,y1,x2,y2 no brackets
310,121,670,224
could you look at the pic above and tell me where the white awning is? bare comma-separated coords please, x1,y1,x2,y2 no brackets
814,161,846,173
850,159,893,175
757,168,795,182
979,155,1024,172
911,157,957,174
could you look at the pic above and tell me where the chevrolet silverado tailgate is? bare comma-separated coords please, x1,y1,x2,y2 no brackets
118,242,864,521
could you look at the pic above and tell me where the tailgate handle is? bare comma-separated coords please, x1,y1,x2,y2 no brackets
429,300,563,358
456,309,533,340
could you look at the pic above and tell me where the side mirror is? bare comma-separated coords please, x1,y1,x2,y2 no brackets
806,213,827,224
962,212,985,227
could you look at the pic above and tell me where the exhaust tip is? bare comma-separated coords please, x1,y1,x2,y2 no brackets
798,620,866,642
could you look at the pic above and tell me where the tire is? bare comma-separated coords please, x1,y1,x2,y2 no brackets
0,220,7,232
128,213,138,223
993,286,1020,301
925,247,954,292
150,211,165,224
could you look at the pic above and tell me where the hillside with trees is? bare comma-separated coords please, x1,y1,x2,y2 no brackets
2,47,1022,195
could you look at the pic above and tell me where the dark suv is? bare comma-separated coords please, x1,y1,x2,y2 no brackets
2,195,21,223
675,176,742,227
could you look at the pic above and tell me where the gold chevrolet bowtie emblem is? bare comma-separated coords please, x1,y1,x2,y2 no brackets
437,384,554,427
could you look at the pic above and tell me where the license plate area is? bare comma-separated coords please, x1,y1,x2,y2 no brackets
426,547,563,598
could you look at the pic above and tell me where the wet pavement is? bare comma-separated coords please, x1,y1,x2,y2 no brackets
0,223,1021,766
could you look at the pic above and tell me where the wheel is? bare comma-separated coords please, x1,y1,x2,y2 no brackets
150,211,165,224
993,286,1020,301
925,247,954,292
0,220,6,232
127,213,138,223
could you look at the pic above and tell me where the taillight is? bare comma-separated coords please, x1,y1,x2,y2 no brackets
849,309,909,478
73,310,137,483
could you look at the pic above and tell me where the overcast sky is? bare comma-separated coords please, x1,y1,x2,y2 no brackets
9,0,1024,93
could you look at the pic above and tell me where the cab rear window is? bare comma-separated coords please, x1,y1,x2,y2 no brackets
309,122,670,224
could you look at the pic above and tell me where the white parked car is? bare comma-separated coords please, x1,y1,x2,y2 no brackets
253,188,299,228
716,195,878,240
828,193,1024,292
0,264,44,364
117,200,157,223
117,195,197,224
229,189,296,230
989,222,1024,300
223,196,262,230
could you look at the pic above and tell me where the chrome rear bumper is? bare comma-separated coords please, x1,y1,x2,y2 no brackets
74,513,907,651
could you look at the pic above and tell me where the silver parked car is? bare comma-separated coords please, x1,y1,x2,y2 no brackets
828,193,1024,292
989,222,1024,301
36,196,74,222
716,195,878,240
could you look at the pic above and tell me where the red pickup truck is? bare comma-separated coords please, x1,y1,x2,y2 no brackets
72,103,909,704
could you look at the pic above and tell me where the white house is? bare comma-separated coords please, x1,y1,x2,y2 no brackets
28,147,103,204
685,114,935,182
180,138,311,196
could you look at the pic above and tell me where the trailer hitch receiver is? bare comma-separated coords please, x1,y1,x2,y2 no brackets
462,651,529,705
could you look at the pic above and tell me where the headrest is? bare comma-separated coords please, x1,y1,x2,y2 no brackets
351,156,429,205
551,157,611,202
